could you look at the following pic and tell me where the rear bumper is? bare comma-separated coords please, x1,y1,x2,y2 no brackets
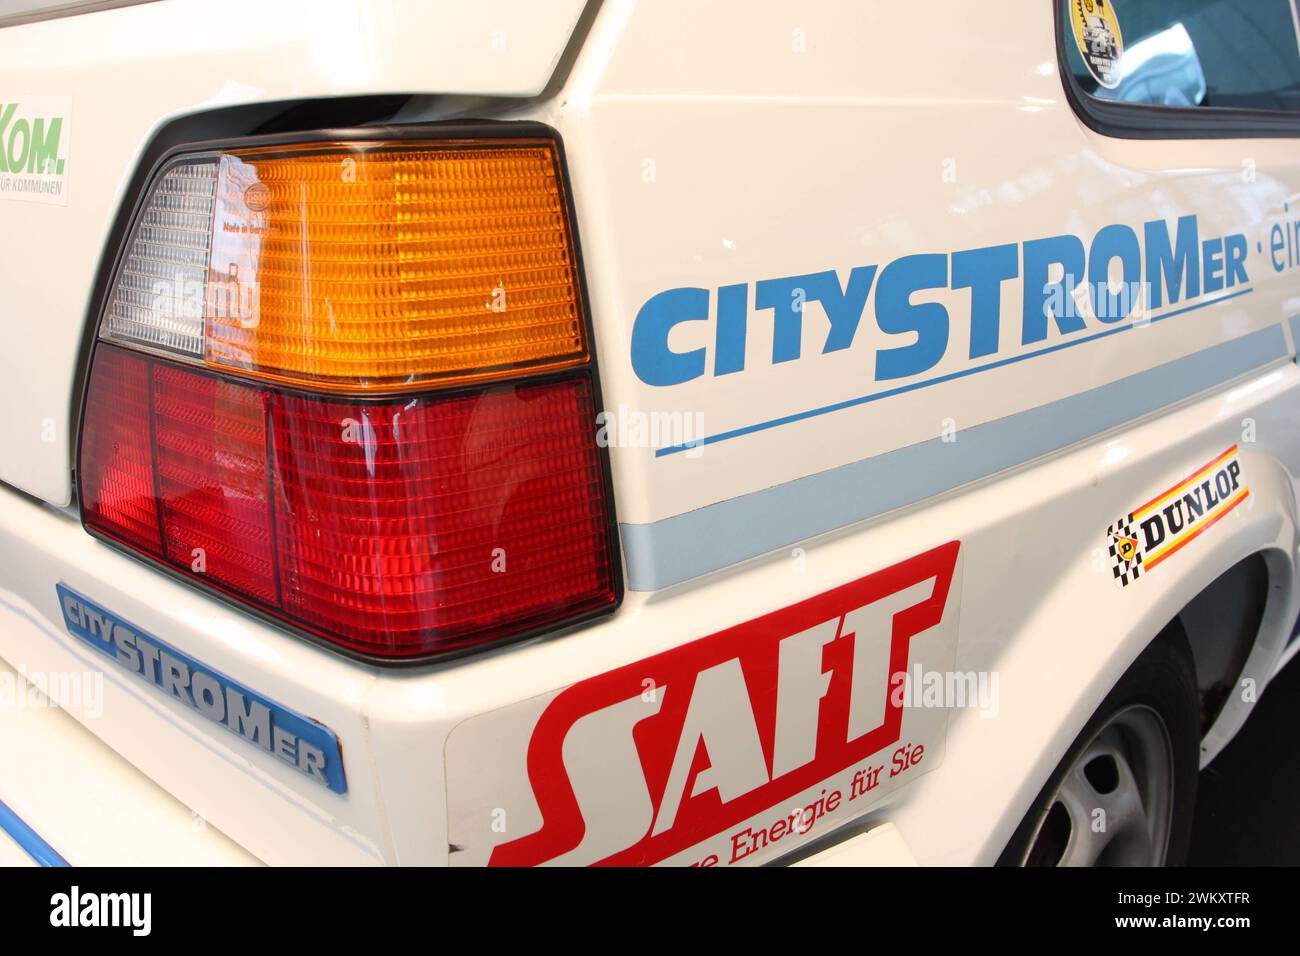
0,651,254,866
1,481,777,866
0,795,66,866
0,821,40,867
0,491,379,865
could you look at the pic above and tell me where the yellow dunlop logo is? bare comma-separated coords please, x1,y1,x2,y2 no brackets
1107,446,1248,588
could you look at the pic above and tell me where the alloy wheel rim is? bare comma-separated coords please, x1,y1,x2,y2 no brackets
1023,704,1175,866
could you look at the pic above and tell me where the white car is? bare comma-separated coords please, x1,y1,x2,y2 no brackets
1,0,1298,868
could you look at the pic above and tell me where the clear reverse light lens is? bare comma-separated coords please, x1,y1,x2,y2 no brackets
101,160,217,357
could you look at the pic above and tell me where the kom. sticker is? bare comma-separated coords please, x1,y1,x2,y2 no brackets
1069,0,1125,89
1108,446,1248,588
0,94,72,205
446,542,963,866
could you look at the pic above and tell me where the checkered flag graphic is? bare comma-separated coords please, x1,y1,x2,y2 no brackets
1107,513,1143,587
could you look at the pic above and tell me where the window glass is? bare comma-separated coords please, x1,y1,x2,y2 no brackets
1063,0,1300,112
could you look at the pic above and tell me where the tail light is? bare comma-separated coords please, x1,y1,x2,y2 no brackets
78,132,618,661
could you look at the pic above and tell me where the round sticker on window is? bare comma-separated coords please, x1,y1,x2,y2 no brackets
1069,0,1124,89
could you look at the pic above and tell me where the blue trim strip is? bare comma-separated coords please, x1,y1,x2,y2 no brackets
658,288,1255,456
0,798,69,866
623,324,1288,590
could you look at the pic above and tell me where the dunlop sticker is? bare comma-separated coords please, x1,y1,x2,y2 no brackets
1108,446,1248,588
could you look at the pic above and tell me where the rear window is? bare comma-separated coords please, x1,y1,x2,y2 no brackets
1062,0,1300,113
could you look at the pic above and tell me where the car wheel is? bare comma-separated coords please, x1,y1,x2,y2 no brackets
999,630,1199,866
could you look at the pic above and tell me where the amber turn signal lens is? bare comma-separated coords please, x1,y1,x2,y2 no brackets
202,139,587,390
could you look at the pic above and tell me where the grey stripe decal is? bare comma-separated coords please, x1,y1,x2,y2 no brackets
622,325,1288,591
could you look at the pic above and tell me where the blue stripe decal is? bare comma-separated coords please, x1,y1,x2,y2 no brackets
658,287,1254,456
623,324,1288,591
1289,314,1300,363
0,798,69,866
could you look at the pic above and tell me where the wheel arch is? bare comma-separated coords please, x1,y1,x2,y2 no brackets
1192,545,1297,765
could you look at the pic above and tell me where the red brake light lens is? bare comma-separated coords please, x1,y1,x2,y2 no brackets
270,373,614,652
81,348,616,660
153,364,278,605
81,346,159,554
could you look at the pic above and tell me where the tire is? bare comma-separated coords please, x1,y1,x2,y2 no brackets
998,628,1200,866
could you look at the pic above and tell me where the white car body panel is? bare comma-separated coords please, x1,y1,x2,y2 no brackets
0,657,258,865
788,822,917,867
0,829,37,867
0,0,1298,866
